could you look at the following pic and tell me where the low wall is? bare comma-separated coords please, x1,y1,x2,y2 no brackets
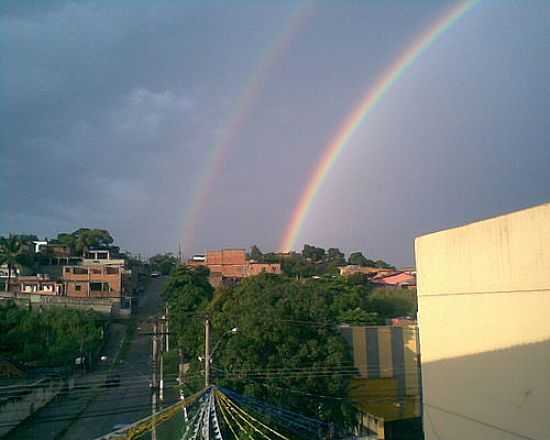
0,293,115,315
0,377,64,437
30,294,115,314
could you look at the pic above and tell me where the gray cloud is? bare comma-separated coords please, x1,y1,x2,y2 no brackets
2,1,550,265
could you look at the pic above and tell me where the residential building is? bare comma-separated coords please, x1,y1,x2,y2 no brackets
0,264,19,280
32,240,48,253
82,249,125,267
44,243,72,258
339,325,422,439
190,254,206,262
84,249,111,260
415,203,550,440
63,265,126,299
387,317,417,327
12,275,64,296
373,272,416,289
188,249,281,287
339,265,395,278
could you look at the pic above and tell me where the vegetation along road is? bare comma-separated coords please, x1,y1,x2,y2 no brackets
6,278,169,440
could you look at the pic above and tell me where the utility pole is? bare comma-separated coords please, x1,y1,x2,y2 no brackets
179,348,188,422
159,317,164,403
151,319,158,440
204,318,210,387
165,304,170,352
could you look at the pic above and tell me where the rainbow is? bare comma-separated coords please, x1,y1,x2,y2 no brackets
280,0,479,252
181,1,315,255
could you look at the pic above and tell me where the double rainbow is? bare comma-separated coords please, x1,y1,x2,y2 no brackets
280,0,479,252
181,1,315,254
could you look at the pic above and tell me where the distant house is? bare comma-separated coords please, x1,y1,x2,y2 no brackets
339,265,395,278
188,249,282,287
0,264,20,280
32,240,48,253
373,271,416,289
44,243,72,258
63,264,129,299
12,275,64,296
82,249,126,267
190,254,206,262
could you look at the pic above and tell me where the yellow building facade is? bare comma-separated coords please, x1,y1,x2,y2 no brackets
415,203,550,440
340,325,422,438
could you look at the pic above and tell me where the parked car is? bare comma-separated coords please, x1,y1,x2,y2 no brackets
151,271,161,278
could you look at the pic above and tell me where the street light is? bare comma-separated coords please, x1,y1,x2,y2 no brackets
204,325,238,387
210,327,238,361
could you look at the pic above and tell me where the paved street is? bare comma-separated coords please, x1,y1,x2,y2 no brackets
7,278,172,440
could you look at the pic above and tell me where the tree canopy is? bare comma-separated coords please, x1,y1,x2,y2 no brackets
0,235,24,290
55,228,114,255
164,268,417,431
150,253,180,275
0,302,104,367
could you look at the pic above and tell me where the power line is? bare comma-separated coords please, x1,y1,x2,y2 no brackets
424,402,540,440
0,398,181,429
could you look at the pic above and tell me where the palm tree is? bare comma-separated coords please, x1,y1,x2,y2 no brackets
0,235,22,292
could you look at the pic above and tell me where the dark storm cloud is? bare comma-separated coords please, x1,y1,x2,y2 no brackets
1,0,298,253
2,1,550,264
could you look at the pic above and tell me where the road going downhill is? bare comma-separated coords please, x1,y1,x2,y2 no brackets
7,277,171,440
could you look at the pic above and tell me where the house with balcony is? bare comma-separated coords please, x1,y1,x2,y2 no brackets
62,265,126,299
12,275,64,296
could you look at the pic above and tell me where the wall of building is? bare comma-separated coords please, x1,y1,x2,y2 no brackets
63,265,123,298
0,377,64,437
247,263,282,276
207,249,246,266
339,325,421,422
415,203,550,440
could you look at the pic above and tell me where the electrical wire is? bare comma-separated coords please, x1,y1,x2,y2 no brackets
0,398,181,429
220,389,305,440
423,401,539,440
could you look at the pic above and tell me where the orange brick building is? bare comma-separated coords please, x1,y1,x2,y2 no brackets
63,265,126,298
188,249,281,286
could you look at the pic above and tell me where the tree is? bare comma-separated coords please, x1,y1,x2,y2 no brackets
373,259,394,269
149,253,179,275
302,244,326,262
54,229,114,255
72,228,114,255
348,251,369,266
249,245,263,261
162,266,213,362
338,308,379,325
327,248,345,265
0,302,104,367
0,235,23,291
367,287,417,318
208,274,358,430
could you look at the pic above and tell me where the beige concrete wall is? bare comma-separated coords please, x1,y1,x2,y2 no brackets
415,203,550,440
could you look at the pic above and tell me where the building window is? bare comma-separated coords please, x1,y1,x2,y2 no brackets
91,268,101,274
90,282,110,292
75,285,81,292
73,267,88,275
106,267,119,275
64,267,71,273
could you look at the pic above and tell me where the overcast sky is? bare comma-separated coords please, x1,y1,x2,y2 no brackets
2,1,550,265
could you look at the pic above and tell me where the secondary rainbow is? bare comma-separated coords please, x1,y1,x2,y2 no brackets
280,0,479,252
181,1,315,255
